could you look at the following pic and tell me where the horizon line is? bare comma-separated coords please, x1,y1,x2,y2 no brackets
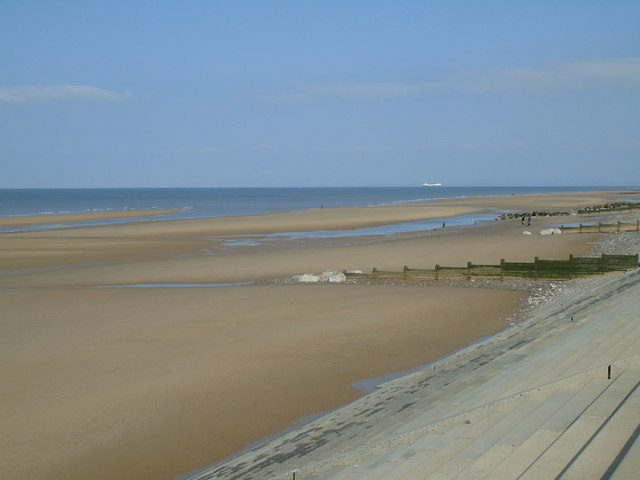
1,185,638,190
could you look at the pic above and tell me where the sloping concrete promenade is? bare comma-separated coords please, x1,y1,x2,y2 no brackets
190,269,640,480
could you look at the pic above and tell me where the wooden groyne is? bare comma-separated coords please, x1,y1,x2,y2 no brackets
560,220,640,234
345,254,639,282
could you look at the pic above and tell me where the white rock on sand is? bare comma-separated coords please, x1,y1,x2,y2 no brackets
293,273,321,283
322,270,347,283
293,270,347,283
540,227,562,235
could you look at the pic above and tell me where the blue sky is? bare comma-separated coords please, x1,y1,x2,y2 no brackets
1,1,638,187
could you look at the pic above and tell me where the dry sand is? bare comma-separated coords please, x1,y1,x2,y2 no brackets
0,190,626,480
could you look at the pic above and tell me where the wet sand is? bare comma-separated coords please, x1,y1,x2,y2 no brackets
1,285,523,480
0,209,179,228
0,190,626,480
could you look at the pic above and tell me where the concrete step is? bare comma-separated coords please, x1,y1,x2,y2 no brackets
323,356,639,480
482,430,559,480
325,423,480,480
427,325,572,413
329,408,511,480
419,399,545,480
393,392,572,480
449,315,627,408
391,411,514,480
455,351,580,411
453,390,576,480
557,370,640,479
443,348,559,415
485,378,610,480
355,361,636,480
615,337,640,363
391,381,499,438
506,316,638,392
444,303,637,417
561,321,640,375
517,367,639,480
609,424,640,480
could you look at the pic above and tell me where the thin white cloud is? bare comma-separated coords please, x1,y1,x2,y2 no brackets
0,85,130,104
454,58,640,93
264,58,639,104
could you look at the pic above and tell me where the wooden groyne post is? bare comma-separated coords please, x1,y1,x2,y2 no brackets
343,254,638,283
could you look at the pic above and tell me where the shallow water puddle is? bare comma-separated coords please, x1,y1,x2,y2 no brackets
208,212,498,248
90,281,255,288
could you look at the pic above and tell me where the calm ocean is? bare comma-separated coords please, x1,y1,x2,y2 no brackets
0,186,622,221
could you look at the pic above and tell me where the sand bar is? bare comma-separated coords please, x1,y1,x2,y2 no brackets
0,190,630,480
0,217,599,287
2,189,634,236
0,190,626,276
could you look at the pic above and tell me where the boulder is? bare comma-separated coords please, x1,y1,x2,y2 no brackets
292,270,347,283
293,273,321,283
321,270,347,283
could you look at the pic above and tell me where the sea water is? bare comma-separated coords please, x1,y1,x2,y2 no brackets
1,186,622,236
0,186,623,221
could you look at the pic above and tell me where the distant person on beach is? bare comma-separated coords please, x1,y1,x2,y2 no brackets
527,216,531,226
442,222,445,229
522,217,526,225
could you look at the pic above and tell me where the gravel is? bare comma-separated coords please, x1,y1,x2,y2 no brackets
583,212,640,257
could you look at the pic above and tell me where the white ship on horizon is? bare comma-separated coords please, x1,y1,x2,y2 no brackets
423,182,442,187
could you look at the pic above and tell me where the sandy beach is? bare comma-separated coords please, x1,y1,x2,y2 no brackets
0,190,635,480
0,209,180,228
